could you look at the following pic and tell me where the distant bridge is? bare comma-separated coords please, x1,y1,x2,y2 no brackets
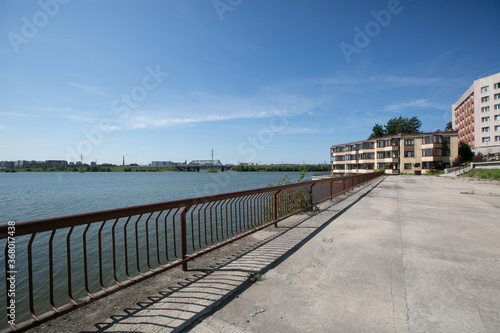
173,162,233,172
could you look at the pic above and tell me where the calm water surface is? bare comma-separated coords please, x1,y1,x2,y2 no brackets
0,171,313,328
0,171,310,223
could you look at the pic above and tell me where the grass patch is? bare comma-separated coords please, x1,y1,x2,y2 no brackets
458,168,500,181
425,169,444,176
248,273,262,282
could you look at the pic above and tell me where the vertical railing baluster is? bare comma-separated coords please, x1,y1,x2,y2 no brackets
98,221,109,292
82,224,94,298
162,210,172,264
134,215,146,276
111,219,123,286
66,227,77,305
214,201,221,243
273,190,279,226
122,216,134,281
155,212,165,268
48,230,59,312
180,205,190,271
144,213,154,272
190,207,197,254
27,234,39,320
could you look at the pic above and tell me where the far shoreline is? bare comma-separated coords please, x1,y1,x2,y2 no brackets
0,164,331,174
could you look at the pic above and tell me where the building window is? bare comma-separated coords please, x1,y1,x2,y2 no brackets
482,137,490,143
496,136,500,142
481,96,490,103
404,139,414,146
481,106,490,112
496,115,500,121
495,82,500,89
496,125,500,131
482,116,490,122
442,149,450,156
362,142,374,149
404,151,414,157
442,137,450,143
481,86,489,93
482,127,490,133
377,140,390,148
404,163,412,170
495,93,500,100
422,149,432,157
495,104,500,110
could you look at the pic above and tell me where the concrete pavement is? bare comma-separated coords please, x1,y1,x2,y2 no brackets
31,175,500,332
189,176,500,332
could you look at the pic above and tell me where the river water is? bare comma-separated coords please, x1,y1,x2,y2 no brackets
0,171,310,224
0,171,312,329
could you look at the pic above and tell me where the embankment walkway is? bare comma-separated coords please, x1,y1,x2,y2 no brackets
31,176,500,332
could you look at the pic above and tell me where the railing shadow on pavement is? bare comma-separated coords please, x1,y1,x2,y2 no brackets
82,176,386,333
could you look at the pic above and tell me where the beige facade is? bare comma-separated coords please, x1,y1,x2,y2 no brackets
452,72,500,154
331,132,458,175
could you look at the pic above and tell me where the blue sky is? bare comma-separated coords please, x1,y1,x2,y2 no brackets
1,0,500,165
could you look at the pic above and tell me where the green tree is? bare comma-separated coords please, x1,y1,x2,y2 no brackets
384,116,422,136
368,123,385,139
458,141,474,162
369,116,422,138
445,121,453,131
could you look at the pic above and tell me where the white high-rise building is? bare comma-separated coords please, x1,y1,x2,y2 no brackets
452,72,500,154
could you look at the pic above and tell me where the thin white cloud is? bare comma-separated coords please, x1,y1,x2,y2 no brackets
123,89,322,130
39,107,73,113
65,114,96,123
69,82,107,96
0,112,28,117
312,75,442,87
129,110,283,129
384,99,449,112
101,124,120,131
261,127,330,135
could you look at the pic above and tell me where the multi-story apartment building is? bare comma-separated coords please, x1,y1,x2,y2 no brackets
452,72,500,154
331,131,458,175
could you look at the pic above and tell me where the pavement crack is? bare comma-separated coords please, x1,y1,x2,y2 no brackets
396,186,411,333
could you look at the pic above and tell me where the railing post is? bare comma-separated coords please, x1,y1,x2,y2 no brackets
309,184,315,207
330,179,334,201
180,205,190,271
273,190,281,227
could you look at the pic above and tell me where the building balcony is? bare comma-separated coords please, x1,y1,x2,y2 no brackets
421,143,443,149
422,156,443,162
377,157,399,163
377,145,399,151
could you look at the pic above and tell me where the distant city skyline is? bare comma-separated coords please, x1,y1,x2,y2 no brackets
1,0,500,165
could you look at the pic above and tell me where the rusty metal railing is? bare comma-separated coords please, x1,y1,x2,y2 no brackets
0,172,383,331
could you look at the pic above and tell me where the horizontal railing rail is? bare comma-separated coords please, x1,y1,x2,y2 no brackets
0,172,383,332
